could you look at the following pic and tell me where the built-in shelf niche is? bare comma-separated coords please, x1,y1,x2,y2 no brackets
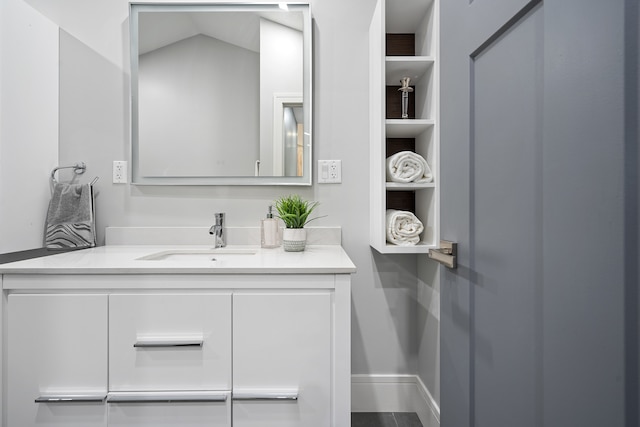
386,58,435,120
370,0,439,254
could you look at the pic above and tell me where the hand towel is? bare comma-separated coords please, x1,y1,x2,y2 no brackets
385,209,424,246
44,183,96,248
386,151,433,183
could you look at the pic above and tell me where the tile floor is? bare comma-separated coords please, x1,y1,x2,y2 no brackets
351,412,423,427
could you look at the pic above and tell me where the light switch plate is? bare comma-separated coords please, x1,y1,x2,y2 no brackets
318,160,342,184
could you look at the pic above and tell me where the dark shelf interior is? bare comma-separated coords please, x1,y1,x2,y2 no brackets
386,190,416,213
386,138,415,157
384,33,421,216
386,34,415,56
386,86,416,119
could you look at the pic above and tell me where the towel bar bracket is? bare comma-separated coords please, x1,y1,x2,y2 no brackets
51,162,86,183
428,240,457,269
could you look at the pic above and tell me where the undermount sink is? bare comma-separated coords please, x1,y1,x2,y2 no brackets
137,248,257,262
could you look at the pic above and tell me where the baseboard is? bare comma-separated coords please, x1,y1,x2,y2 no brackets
414,375,440,427
351,374,440,427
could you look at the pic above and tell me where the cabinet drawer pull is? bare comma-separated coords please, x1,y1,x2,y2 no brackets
107,391,228,403
233,389,298,401
35,394,106,403
133,335,203,348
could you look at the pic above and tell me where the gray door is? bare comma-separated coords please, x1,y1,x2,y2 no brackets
439,1,638,426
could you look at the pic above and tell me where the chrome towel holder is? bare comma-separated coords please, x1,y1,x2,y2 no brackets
50,162,99,186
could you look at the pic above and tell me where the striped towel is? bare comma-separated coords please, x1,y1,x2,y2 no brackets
44,183,96,248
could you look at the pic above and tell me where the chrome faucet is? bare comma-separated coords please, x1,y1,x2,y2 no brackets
209,212,226,248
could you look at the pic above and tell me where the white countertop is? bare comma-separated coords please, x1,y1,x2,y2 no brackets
0,245,357,275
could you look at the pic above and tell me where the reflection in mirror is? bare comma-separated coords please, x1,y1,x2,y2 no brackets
130,3,312,185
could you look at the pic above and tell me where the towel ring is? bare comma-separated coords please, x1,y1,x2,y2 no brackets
51,162,86,184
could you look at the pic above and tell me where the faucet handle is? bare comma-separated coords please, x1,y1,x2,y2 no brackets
214,212,225,223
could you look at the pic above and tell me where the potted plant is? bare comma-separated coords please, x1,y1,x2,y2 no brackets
275,194,321,252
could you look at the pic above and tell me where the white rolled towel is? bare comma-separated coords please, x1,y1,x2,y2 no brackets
386,151,433,183
385,209,424,246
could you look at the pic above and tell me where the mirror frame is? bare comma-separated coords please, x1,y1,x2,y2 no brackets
129,2,312,186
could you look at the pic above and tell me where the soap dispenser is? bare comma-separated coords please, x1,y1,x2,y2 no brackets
261,205,281,248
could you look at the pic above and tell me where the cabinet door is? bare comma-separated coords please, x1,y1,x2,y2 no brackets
109,293,231,392
233,292,331,427
7,294,108,427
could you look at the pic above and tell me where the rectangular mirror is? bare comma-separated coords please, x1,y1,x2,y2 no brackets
130,3,312,185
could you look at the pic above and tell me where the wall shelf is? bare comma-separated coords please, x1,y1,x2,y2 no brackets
378,242,435,254
385,119,434,137
385,56,434,84
385,182,435,191
369,0,439,254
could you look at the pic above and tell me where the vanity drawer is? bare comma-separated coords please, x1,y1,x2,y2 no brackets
109,293,231,392
107,391,231,427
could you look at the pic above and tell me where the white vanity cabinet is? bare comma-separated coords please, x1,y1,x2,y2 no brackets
233,292,331,427
7,294,108,427
3,273,351,427
108,293,232,392
107,292,233,427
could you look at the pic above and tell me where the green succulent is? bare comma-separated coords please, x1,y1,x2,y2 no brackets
275,194,322,229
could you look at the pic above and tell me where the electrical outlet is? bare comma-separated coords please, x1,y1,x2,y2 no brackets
113,161,128,183
318,160,342,183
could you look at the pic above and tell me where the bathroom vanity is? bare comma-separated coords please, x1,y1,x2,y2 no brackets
0,229,355,427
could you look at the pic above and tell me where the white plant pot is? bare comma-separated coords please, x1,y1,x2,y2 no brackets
282,228,307,252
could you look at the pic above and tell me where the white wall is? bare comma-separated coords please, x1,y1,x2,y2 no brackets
418,258,440,409
0,0,58,253
2,0,440,407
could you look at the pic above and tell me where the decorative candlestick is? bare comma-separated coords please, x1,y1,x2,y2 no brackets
398,77,414,119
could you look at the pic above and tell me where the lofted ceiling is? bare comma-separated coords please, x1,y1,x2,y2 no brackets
138,10,303,55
